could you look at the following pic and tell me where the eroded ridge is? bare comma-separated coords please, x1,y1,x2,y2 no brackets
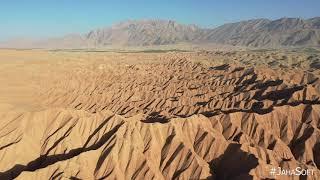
43,58,320,120
1,54,320,179
1,105,320,179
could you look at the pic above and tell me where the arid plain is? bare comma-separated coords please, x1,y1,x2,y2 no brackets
0,48,320,179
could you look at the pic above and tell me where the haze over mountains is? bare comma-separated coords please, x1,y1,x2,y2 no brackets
1,17,320,49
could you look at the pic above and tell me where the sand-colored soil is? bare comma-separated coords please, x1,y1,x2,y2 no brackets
0,49,320,179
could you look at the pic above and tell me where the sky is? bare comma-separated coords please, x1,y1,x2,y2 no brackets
0,0,319,41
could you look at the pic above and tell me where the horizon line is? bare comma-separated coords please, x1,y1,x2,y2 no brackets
1,16,319,42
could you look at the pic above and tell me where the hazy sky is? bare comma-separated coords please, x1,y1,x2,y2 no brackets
1,0,319,40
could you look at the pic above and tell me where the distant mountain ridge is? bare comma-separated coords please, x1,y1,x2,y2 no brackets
85,20,202,46
1,17,320,48
202,17,320,47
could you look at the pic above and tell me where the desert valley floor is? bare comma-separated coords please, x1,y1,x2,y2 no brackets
0,49,320,179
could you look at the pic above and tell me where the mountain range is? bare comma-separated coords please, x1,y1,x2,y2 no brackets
1,17,320,49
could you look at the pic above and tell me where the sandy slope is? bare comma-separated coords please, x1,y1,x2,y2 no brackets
0,49,320,179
